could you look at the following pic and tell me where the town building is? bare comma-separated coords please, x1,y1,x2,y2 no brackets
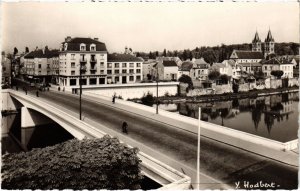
222,59,242,80
24,47,59,84
1,52,11,85
191,58,210,80
264,29,275,58
252,31,262,52
58,36,143,87
261,58,293,79
210,63,229,76
156,56,182,67
230,50,264,74
142,59,157,80
178,61,193,79
157,60,178,81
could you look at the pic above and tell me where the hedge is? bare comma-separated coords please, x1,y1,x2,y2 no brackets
2,135,143,190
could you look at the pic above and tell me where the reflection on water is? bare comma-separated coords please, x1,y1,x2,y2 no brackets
157,92,299,142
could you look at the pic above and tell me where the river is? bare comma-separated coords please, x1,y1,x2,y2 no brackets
155,92,299,143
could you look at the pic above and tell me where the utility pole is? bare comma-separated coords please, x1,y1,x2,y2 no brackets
79,64,82,120
156,62,159,114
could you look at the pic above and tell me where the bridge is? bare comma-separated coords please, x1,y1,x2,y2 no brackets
2,86,298,189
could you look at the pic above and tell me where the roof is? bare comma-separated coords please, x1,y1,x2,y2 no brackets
162,60,177,67
233,50,264,59
265,29,275,42
261,58,292,65
24,49,59,59
62,37,107,52
252,31,261,43
211,63,226,68
107,53,143,62
239,62,262,67
222,59,237,66
180,61,193,71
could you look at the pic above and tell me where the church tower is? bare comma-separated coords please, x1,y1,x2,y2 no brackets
252,31,262,52
264,29,275,57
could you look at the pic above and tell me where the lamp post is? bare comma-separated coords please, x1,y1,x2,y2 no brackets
156,62,159,114
79,65,82,120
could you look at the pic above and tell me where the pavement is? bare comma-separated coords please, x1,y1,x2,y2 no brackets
11,79,299,190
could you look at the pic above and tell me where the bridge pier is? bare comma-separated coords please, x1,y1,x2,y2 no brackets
21,107,53,148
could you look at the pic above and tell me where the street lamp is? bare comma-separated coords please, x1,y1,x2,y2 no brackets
156,62,159,114
79,63,86,120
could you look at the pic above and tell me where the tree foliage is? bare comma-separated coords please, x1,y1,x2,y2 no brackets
219,74,230,84
208,70,220,81
2,136,143,190
141,92,154,106
271,70,284,79
13,47,18,56
178,74,193,88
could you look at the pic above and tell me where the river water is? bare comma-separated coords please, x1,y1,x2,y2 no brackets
155,92,299,143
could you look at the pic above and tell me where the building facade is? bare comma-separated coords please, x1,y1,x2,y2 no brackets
261,58,293,79
264,29,275,58
192,58,210,80
1,52,11,85
157,60,178,81
252,31,262,52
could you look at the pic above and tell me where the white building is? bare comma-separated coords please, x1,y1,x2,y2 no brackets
178,61,193,79
157,60,178,81
261,58,293,79
230,50,264,74
142,59,157,80
58,36,143,87
222,59,242,79
192,58,210,80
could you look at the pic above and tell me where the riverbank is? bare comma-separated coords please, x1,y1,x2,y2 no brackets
129,86,299,104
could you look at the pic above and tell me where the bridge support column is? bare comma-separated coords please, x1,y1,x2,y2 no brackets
21,107,53,147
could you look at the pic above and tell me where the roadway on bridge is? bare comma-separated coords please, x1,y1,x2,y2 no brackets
12,81,298,189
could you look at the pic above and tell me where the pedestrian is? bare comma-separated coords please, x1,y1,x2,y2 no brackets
112,95,115,104
58,87,60,91
36,91,39,97
122,121,128,134
24,88,27,95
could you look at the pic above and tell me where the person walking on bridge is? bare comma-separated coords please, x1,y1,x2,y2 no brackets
122,121,128,134
36,91,39,97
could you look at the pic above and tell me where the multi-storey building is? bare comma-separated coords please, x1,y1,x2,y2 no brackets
157,60,178,81
222,59,242,80
261,58,293,79
58,36,143,87
142,59,157,80
230,50,263,74
192,58,210,80
264,29,275,58
252,31,262,52
24,47,59,84
1,52,11,85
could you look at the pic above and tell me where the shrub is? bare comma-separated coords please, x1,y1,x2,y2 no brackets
141,92,154,106
2,135,143,190
232,83,239,93
271,70,284,79
178,74,193,88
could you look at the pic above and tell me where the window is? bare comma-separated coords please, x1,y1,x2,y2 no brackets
137,63,141,67
80,43,86,51
122,63,127,67
71,62,75,68
265,66,267,70
71,54,75,60
90,44,96,51
129,76,134,81
38,64,41,69
100,62,104,67
90,78,97,85
115,70,119,74
108,63,112,68
47,64,50,69
115,63,119,68
130,63,134,67
115,76,119,82
129,69,134,73
136,76,141,81
100,70,105,74
91,70,96,74
70,79,76,86
107,70,112,74
136,69,141,73
122,69,127,73
71,71,75,75
80,79,87,85
3,67,6,71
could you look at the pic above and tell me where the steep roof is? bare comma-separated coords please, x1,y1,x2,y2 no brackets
233,50,264,59
239,62,262,67
62,37,107,52
162,60,177,67
180,61,193,71
252,31,261,43
265,29,275,42
222,59,236,66
24,49,59,59
211,63,226,69
107,53,143,62
262,58,292,65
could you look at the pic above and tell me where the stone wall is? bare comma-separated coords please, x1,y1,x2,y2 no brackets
288,78,299,87
212,84,233,94
179,83,189,96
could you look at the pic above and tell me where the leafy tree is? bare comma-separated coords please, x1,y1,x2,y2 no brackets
219,74,230,84
136,52,140,57
163,49,167,57
271,70,284,79
178,74,193,88
25,47,29,53
2,136,143,190
146,74,152,80
13,47,18,56
254,70,265,80
208,70,220,81
232,83,239,93
141,92,154,106
155,51,159,57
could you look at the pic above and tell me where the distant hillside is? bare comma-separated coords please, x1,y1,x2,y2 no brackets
137,42,299,64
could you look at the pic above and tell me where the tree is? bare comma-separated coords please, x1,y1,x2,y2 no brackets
163,49,167,57
254,70,265,80
219,74,230,84
271,70,284,79
146,74,152,80
13,47,18,56
178,74,193,88
232,82,239,93
136,52,140,57
25,47,29,53
2,136,143,190
208,70,220,81
155,51,159,57
141,92,154,106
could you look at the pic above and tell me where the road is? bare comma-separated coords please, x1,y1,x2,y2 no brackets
12,80,298,189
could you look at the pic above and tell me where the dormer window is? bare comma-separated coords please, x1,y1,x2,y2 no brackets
90,44,96,51
64,43,68,51
80,43,86,51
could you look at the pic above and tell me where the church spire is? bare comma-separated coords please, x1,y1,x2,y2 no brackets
252,31,261,43
265,28,274,42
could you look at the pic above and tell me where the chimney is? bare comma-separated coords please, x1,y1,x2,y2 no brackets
94,38,99,41
42,48,45,54
65,36,72,42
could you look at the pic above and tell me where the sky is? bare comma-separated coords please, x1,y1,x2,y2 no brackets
1,2,299,54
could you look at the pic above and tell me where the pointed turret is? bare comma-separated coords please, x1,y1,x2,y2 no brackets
252,31,261,43
252,31,262,52
264,28,275,58
265,29,274,42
